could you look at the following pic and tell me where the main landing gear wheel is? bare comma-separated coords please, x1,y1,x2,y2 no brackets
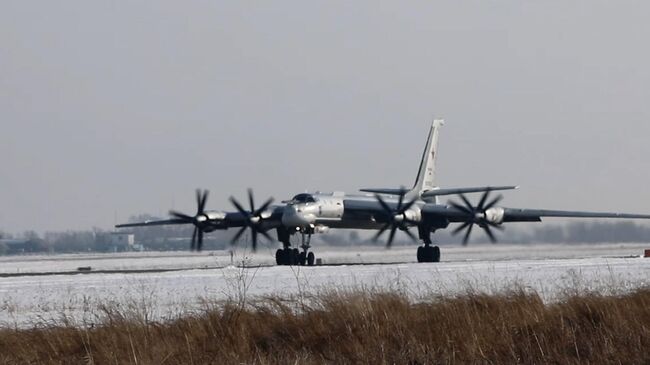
275,249,296,265
275,248,316,266
275,249,285,265
417,245,440,263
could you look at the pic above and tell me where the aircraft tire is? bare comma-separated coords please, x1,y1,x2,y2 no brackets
299,252,307,266
275,249,286,265
291,249,300,265
432,246,441,263
417,246,440,263
307,252,315,266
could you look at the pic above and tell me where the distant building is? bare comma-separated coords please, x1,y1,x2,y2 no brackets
0,239,40,254
109,232,142,252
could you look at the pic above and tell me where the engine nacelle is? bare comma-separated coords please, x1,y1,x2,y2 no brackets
205,211,227,221
484,207,505,225
202,211,228,232
313,225,330,234
403,208,422,223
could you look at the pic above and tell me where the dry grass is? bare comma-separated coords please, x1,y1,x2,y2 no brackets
0,287,649,364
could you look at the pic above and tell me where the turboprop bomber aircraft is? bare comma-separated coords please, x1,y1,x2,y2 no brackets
117,120,650,265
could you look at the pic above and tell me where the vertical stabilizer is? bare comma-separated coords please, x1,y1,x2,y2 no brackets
412,119,444,195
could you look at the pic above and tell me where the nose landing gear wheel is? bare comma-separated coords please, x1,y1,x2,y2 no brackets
417,245,440,263
296,251,316,266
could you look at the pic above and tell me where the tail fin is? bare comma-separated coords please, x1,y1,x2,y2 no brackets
412,119,444,195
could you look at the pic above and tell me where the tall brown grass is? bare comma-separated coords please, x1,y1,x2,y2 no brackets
1,287,649,364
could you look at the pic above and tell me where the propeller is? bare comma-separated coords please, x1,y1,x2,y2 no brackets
169,189,211,251
449,190,504,245
373,188,419,248
229,188,274,251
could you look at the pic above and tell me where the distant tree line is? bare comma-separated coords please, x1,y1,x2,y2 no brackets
1,218,649,255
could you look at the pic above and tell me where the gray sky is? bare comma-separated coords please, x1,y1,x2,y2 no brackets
2,1,650,234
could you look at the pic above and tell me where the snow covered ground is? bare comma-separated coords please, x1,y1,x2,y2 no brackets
1,244,648,328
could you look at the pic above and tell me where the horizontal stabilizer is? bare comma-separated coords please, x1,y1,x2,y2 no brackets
421,186,518,198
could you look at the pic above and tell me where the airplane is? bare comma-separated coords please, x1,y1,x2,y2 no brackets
116,120,650,265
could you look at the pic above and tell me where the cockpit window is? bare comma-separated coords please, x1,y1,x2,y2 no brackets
291,194,316,203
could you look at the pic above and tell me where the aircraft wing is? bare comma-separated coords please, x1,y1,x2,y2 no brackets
500,208,650,222
421,205,650,222
115,208,285,229
115,219,189,228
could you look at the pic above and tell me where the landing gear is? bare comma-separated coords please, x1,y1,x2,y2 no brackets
417,226,441,263
275,248,301,265
274,227,317,266
417,245,440,263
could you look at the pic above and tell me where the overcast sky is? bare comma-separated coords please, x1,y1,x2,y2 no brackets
2,1,650,234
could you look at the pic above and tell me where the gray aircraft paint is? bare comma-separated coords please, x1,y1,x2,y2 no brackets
118,121,650,251
412,120,444,197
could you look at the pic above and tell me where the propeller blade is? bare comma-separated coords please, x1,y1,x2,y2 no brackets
477,190,490,211
373,223,391,242
199,190,209,213
169,210,194,222
483,225,497,244
399,198,418,215
484,195,504,211
197,230,204,251
190,227,197,250
387,225,398,248
462,223,474,245
251,229,258,251
195,189,202,214
231,226,247,245
375,194,393,214
459,194,474,213
449,201,472,216
452,221,471,236
254,197,275,216
449,192,507,246
372,189,420,248
248,188,255,213
230,197,249,216
402,228,417,242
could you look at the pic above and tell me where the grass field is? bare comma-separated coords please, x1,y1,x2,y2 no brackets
1,286,648,364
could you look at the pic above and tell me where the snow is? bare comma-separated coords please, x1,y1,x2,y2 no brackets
1,244,649,328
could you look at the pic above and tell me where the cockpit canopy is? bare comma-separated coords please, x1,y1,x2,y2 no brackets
291,193,316,204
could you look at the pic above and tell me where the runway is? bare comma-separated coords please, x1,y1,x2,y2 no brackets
1,244,648,328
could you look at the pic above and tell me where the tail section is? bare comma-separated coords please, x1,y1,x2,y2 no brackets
360,119,443,198
412,119,443,195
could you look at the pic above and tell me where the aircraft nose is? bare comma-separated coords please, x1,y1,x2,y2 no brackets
282,205,315,227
